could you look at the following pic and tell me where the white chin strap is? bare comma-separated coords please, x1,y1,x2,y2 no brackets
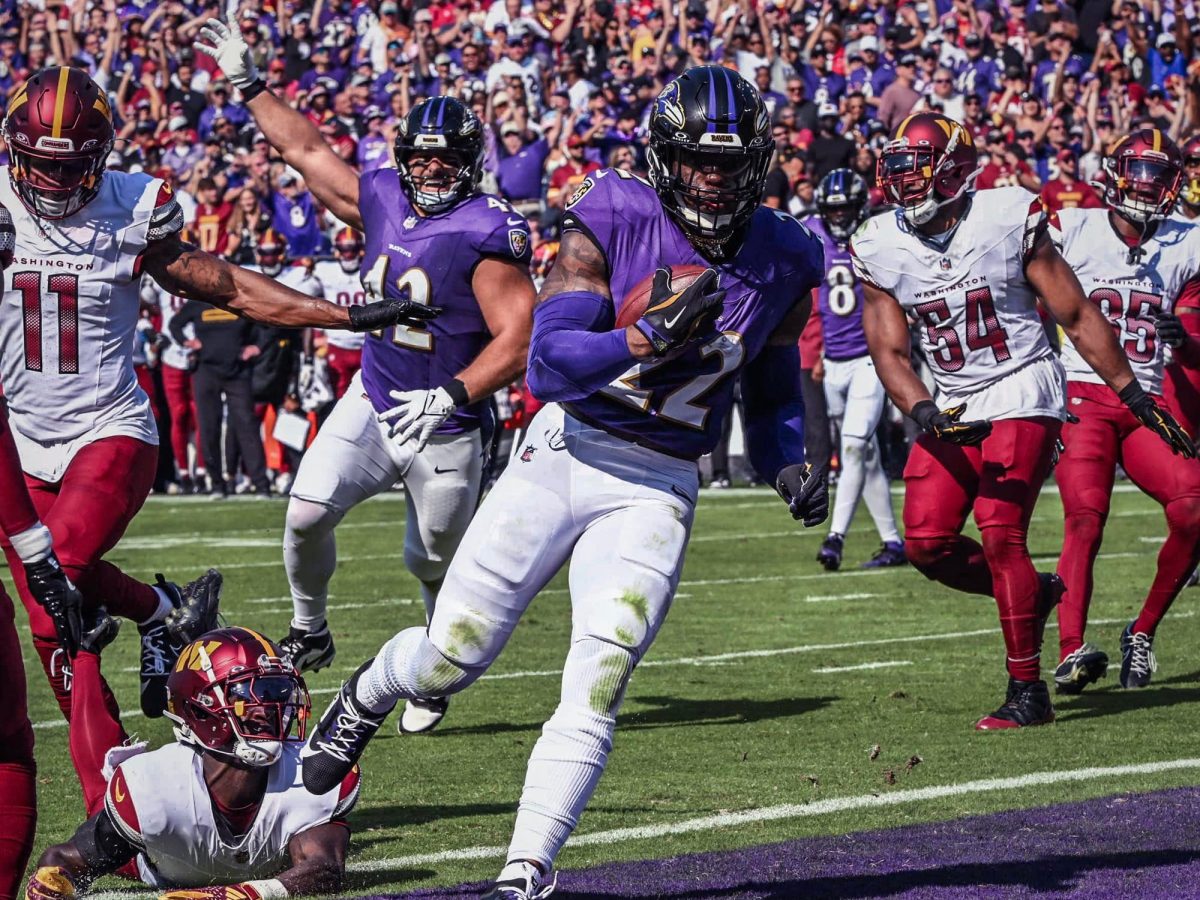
261,262,283,277
232,737,283,767
339,260,360,274
1118,195,1160,224
32,192,72,218
903,194,941,226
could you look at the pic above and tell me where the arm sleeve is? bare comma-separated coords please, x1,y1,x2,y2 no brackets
741,342,807,484
71,807,139,876
525,291,634,403
148,182,185,242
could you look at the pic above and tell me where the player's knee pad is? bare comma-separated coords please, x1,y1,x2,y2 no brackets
840,432,869,463
560,637,637,720
375,626,481,700
980,524,1028,567
904,535,959,574
285,497,342,541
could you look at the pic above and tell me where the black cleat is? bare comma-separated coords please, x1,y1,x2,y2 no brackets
137,618,175,718
481,862,557,899
1034,572,1066,652
1054,643,1109,694
278,623,336,673
54,608,120,695
1119,622,1157,688
162,569,223,644
301,659,393,795
817,534,844,571
975,678,1055,730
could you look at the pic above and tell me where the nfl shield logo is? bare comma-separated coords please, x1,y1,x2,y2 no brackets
938,257,952,271
404,215,418,229
509,229,529,257
520,444,536,463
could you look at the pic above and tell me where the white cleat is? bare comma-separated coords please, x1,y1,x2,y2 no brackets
480,861,557,899
398,696,450,734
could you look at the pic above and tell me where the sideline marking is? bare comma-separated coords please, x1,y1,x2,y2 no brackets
813,660,911,674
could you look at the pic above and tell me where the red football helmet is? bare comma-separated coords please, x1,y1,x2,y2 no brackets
531,240,559,285
165,627,310,769
1101,128,1182,224
1178,133,1200,213
333,226,363,273
3,67,115,219
876,112,979,225
256,228,287,276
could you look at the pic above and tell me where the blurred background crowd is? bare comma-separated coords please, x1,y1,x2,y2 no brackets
3,0,1198,493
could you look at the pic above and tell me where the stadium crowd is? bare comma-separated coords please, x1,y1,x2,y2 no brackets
4,0,1198,494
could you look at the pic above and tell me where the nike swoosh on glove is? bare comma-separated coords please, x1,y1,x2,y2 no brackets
193,1,260,92
911,401,993,446
378,386,458,452
24,867,77,900
635,268,726,355
776,462,830,527
25,553,82,657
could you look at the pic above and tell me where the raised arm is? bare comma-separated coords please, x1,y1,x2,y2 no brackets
195,1,362,230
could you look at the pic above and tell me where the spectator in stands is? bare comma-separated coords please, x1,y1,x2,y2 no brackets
1041,148,1103,213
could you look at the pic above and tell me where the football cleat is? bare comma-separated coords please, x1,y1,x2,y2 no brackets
398,696,450,734
861,541,907,569
80,607,120,654
1119,622,1158,688
278,623,336,673
975,678,1055,730
162,569,223,644
302,659,393,795
1188,567,1199,588
481,861,557,900
1054,643,1109,695
1033,572,1066,652
817,534,844,571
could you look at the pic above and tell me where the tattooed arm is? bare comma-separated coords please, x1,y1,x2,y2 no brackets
141,233,436,331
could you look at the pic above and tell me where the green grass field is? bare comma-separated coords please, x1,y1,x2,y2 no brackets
16,482,1200,896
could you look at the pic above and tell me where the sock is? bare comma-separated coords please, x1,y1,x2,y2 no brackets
1134,497,1200,635
68,651,128,815
354,627,475,715
982,525,1042,683
284,499,341,631
140,587,174,626
860,437,901,544
0,761,36,900
829,433,868,537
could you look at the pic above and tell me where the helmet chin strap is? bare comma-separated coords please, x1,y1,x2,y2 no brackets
261,262,283,277
339,259,360,274
232,737,283,768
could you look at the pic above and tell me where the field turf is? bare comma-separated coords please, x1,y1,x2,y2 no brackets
15,482,1200,897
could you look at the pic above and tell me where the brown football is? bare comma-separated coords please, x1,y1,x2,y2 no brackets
615,264,710,329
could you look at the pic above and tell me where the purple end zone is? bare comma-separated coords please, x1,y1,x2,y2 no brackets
380,786,1200,899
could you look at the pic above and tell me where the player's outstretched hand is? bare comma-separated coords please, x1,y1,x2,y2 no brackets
24,866,77,900
348,299,442,333
194,0,259,92
159,883,272,900
776,462,830,527
635,267,726,355
1156,311,1187,349
24,553,82,658
378,386,458,451
1119,380,1196,457
911,401,992,446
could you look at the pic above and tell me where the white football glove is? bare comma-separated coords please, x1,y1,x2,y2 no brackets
378,387,458,452
194,0,260,92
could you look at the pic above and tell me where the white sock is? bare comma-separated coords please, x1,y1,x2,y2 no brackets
354,627,476,715
860,436,901,544
140,587,174,626
284,498,341,631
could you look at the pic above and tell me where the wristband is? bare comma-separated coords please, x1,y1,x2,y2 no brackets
1117,379,1148,407
910,399,939,431
245,880,289,899
239,79,269,103
10,521,52,565
442,378,470,407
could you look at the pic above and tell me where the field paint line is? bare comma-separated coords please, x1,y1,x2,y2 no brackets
342,756,1200,872
802,592,882,602
813,660,912,674
254,598,418,615
1140,536,1168,544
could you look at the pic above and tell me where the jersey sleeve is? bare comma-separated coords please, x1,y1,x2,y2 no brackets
331,764,361,822
848,230,885,290
477,202,532,265
559,170,622,265
1021,195,1049,262
103,765,146,851
147,181,185,243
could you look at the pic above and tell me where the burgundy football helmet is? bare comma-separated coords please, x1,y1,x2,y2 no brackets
1177,133,1200,214
3,67,115,219
165,627,310,768
1101,128,1182,224
333,225,363,274
256,228,288,277
877,112,979,226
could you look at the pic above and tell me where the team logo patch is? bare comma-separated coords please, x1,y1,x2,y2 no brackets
520,444,536,462
565,177,594,209
509,229,528,257
656,80,687,130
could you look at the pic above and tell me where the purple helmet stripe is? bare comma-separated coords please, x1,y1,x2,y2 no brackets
722,69,736,133
707,70,718,133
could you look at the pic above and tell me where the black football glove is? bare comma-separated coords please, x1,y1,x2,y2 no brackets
1156,312,1187,349
348,299,443,333
776,462,830,527
635,267,726,355
1048,412,1080,471
25,553,82,657
1119,380,1196,457
911,400,993,446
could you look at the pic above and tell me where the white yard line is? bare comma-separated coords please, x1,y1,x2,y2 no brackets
802,592,882,602
813,660,912,674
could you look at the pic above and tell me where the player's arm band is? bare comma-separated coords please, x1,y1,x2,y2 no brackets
526,291,633,402
240,79,270,103
741,343,806,484
72,808,139,876
442,378,470,407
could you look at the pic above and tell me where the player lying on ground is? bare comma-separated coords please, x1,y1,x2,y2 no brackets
198,9,535,735
854,112,1193,731
25,628,358,900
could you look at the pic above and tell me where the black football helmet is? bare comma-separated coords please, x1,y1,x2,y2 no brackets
816,168,869,244
647,66,773,250
394,96,484,214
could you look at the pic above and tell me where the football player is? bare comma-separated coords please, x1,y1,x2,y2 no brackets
311,227,368,399
1052,130,1200,691
197,11,535,737
806,169,906,571
854,112,1193,730
0,66,435,814
300,66,828,899
24,627,358,899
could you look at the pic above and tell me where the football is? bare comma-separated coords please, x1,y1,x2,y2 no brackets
615,264,711,329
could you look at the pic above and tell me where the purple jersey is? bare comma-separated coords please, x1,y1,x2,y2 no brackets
559,169,824,460
803,216,869,361
357,168,532,433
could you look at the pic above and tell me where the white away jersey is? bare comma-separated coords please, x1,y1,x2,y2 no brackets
312,259,367,350
0,167,183,469
104,741,359,887
140,275,192,371
1053,207,1200,395
851,186,1065,420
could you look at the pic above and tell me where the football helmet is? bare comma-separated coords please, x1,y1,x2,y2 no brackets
877,112,978,226
1101,128,1182,225
647,65,773,249
333,226,363,274
3,66,115,219
1181,134,1200,213
394,96,484,214
165,626,310,769
255,228,287,277
816,168,869,244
